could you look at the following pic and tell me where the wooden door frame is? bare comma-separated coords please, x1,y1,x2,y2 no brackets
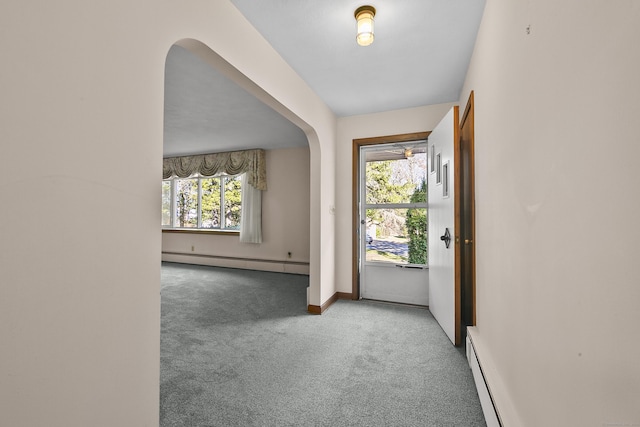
453,107,462,346
351,132,431,299
455,91,476,345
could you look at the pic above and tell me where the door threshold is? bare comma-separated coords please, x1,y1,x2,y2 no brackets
360,298,429,310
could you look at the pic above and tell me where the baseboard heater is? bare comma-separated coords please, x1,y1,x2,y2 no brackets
466,332,502,427
161,251,310,266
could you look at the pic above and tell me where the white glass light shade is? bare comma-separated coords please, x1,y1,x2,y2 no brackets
355,6,376,46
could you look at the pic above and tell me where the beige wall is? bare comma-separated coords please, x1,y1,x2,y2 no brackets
334,104,456,294
462,0,640,425
0,2,335,426
162,147,311,274
5,0,638,425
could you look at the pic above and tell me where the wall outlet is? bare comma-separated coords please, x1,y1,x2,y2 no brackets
191,245,195,252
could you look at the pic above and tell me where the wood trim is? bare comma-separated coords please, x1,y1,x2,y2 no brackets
455,90,476,345
352,140,360,300
307,292,352,314
336,292,353,300
462,91,474,130
354,132,431,146
452,106,462,346
462,91,476,326
307,305,323,315
351,131,431,300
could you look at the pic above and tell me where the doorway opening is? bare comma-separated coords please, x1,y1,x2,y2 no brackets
457,91,476,343
352,132,430,305
162,39,313,282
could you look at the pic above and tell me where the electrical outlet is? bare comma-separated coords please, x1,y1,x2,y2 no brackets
191,245,195,252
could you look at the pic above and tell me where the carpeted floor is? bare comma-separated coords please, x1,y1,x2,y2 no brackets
160,262,486,426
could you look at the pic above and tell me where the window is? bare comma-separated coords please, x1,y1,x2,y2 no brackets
162,174,242,230
363,144,428,265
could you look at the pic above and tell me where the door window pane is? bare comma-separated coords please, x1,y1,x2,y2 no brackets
365,153,427,205
365,207,427,265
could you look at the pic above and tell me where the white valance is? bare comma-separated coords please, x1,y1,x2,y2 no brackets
163,149,267,190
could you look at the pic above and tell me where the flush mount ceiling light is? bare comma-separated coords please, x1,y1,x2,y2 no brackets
354,5,376,47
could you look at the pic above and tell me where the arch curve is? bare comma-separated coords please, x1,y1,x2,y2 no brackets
163,37,333,309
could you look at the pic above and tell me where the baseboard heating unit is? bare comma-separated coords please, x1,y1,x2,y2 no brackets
162,251,309,275
466,331,502,427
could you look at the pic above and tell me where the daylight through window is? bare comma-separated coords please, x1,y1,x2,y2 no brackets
162,174,242,230
363,145,428,265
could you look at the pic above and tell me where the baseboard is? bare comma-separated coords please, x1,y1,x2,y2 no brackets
466,329,502,427
162,251,309,275
307,292,353,314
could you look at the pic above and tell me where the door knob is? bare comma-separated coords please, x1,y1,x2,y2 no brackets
440,228,451,249
464,239,473,245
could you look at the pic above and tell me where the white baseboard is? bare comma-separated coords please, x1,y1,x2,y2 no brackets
467,332,502,427
162,251,310,275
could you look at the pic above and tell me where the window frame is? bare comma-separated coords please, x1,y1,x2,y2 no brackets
361,147,429,267
162,174,242,232
351,131,431,299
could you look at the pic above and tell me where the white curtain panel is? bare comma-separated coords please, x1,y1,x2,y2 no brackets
239,173,262,243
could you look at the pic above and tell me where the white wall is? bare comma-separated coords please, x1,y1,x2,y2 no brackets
162,147,310,274
0,2,336,426
461,0,640,425
335,104,456,294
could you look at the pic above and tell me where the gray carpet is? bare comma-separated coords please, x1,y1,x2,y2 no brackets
160,262,486,426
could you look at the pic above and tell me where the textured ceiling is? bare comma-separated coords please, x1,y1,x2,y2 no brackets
163,0,486,157
163,45,308,157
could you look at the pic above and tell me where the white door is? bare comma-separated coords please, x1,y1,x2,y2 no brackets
359,142,429,306
427,106,458,344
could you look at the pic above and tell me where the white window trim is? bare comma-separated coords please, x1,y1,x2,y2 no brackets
162,174,241,232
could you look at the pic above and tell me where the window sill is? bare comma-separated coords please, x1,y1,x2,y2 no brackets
162,228,240,236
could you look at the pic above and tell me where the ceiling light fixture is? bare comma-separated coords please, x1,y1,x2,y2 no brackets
404,148,414,158
354,5,376,47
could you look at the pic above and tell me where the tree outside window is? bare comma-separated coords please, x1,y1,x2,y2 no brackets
162,175,242,230
364,152,428,265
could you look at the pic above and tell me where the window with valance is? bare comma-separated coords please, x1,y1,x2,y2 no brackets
162,149,265,243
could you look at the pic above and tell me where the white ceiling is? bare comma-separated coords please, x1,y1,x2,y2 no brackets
163,0,486,157
163,45,309,157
